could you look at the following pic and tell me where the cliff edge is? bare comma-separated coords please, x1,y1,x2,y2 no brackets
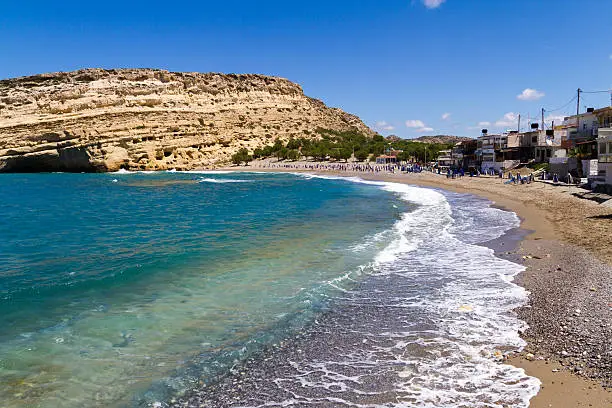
0,68,373,172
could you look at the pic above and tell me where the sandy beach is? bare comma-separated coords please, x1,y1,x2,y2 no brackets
226,161,612,407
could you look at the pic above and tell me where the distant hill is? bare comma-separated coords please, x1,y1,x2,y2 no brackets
384,135,403,143
413,135,473,144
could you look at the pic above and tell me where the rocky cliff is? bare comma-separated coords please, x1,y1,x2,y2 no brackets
0,68,373,172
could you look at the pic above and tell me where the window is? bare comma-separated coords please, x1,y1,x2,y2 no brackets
532,136,537,143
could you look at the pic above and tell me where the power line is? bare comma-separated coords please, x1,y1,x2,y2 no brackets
544,88,611,114
544,95,577,112
581,89,612,94
579,90,612,110
579,93,598,108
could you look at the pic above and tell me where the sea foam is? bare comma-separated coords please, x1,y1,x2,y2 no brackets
251,173,541,408
198,178,251,183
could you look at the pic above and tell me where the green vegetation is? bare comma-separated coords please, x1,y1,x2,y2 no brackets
567,145,594,160
231,148,252,165
390,141,452,163
245,128,454,163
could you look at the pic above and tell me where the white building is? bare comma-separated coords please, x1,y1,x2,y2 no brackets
476,133,523,171
436,150,454,169
476,134,502,170
527,130,565,162
596,127,612,188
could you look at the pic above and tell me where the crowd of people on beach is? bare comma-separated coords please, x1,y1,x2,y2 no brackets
248,160,576,186
251,161,427,174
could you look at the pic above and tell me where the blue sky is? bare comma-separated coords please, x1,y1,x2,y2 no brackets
1,0,611,138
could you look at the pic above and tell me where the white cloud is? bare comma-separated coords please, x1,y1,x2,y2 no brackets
406,119,433,133
422,0,446,9
517,88,545,101
478,121,491,127
405,119,426,128
374,121,395,131
495,112,519,128
416,127,434,133
609,54,612,60
441,112,451,120
545,114,566,125
405,120,434,133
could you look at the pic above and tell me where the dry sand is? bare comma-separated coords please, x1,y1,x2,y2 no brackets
230,163,612,407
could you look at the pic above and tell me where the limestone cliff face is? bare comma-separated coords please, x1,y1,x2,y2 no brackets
0,68,373,172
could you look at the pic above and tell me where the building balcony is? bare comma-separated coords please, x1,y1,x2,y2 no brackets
599,127,612,139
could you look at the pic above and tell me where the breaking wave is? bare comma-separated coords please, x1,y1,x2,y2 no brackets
198,178,251,184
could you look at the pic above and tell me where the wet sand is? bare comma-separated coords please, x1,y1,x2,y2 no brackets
225,163,612,407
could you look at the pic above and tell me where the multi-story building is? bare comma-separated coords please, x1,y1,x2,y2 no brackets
521,130,566,163
476,134,503,166
476,133,530,171
594,106,612,129
436,149,454,169
562,110,599,145
596,127,612,189
476,128,568,170
452,139,477,169
594,107,612,188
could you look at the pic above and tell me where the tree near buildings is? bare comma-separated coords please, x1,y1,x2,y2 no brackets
355,149,369,162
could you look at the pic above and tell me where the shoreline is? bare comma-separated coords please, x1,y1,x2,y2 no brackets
224,163,611,407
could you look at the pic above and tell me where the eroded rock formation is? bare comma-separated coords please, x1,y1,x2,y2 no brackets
0,68,373,172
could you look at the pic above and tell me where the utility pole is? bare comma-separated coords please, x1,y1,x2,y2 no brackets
541,108,545,131
576,88,581,137
518,114,521,133
552,120,555,137
528,113,531,129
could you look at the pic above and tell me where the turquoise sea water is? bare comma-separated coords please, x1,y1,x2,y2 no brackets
1,171,542,407
0,172,410,407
